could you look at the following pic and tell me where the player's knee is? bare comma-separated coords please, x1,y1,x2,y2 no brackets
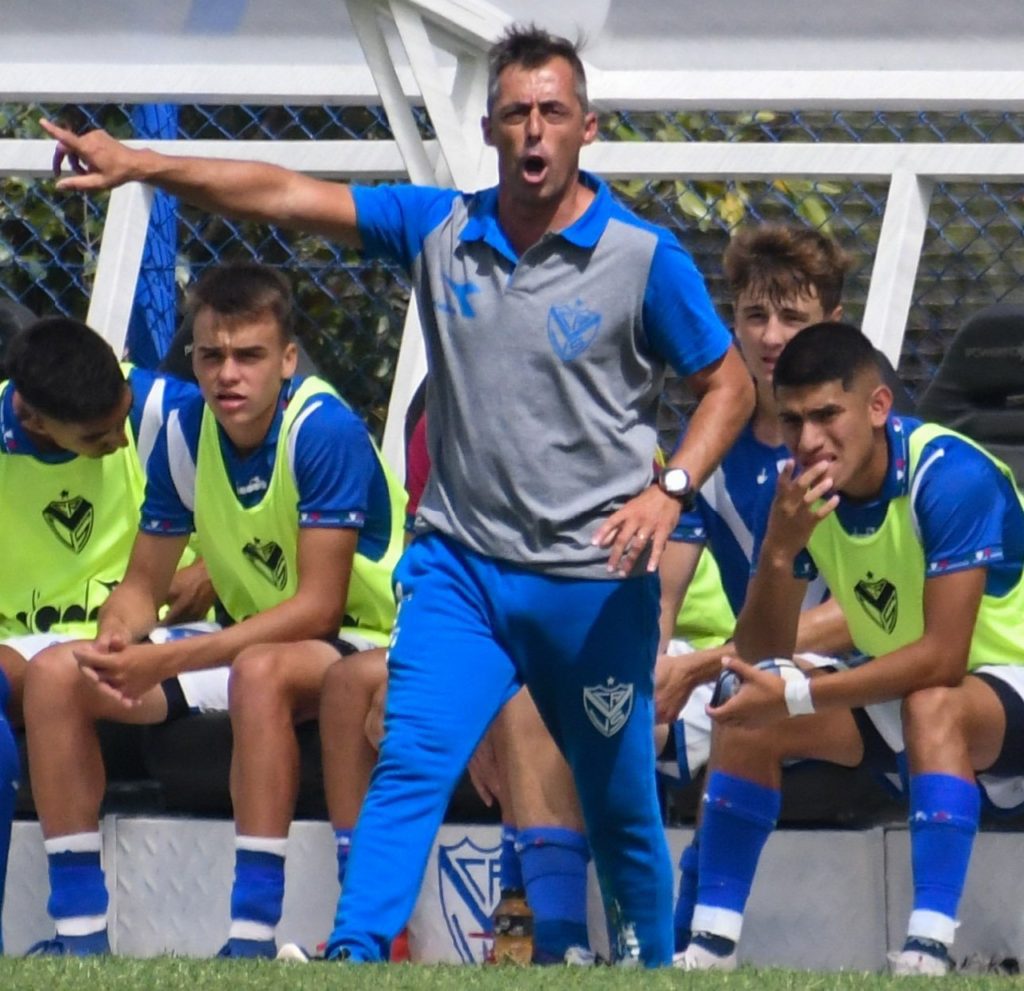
902,685,964,750
23,642,83,713
228,644,289,710
324,651,385,703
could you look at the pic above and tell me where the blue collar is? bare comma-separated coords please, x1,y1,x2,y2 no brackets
0,384,77,463
879,415,915,501
459,171,612,262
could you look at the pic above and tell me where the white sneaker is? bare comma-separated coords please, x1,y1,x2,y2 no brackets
888,949,950,977
673,942,738,972
564,945,597,966
276,942,311,963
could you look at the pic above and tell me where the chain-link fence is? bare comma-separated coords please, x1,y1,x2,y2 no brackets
3,104,1024,437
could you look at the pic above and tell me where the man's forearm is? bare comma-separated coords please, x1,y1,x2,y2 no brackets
673,349,754,487
97,583,161,643
734,548,804,662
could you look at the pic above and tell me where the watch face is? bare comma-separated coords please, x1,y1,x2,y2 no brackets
662,468,690,495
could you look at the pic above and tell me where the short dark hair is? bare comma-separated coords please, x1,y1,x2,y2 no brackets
6,316,125,422
486,23,587,114
774,322,881,392
724,223,850,315
186,263,294,340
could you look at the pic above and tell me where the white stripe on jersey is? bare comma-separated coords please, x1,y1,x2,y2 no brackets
909,446,945,546
166,408,197,512
135,374,166,472
702,465,754,559
286,398,323,486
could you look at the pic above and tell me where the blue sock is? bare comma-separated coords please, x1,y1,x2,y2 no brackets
46,838,108,929
907,773,979,944
230,841,286,936
0,697,17,954
335,828,354,889
517,826,590,961
674,839,699,952
499,824,523,893
693,772,780,942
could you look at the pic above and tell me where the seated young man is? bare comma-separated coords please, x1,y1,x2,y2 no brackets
679,322,1024,976
23,263,406,958
0,314,201,952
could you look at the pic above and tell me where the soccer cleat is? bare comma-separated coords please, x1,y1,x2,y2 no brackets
672,940,738,972
25,929,110,957
563,944,598,966
889,949,951,977
216,936,277,959
275,942,313,963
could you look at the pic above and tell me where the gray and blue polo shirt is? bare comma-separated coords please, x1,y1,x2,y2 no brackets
353,172,731,577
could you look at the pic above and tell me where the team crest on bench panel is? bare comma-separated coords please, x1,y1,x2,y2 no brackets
42,491,94,553
242,538,288,590
437,834,501,963
548,300,602,361
583,678,634,738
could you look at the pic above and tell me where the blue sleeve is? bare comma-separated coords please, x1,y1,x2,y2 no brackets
292,395,379,529
670,503,708,543
138,419,195,536
914,437,1009,575
352,184,462,269
643,232,732,377
138,396,202,535
126,366,200,452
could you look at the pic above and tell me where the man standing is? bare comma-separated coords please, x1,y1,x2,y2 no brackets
44,25,752,965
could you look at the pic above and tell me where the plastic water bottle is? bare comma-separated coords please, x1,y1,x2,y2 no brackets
491,889,533,965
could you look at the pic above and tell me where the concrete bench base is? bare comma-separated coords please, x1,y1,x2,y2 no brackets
4,819,1021,969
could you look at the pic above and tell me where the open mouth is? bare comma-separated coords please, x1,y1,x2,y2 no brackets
522,154,547,181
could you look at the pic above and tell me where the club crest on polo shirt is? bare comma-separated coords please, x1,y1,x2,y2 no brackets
242,537,288,590
583,677,634,738
548,300,602,361
854,571,898,634
437,834,501,963
42,490,94,553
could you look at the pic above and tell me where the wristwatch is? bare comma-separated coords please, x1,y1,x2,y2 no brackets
658,466,695,508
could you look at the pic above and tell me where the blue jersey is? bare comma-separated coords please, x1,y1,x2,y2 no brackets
353,173,731,576
674,422,828,615
141,377,395,562
793,416,1024,596
0,365,196,470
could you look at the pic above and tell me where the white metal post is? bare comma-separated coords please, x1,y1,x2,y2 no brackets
86,182,154,357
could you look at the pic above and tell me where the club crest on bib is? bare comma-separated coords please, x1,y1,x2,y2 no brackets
583,677,634,738
242,537,288,590
42,490,94,553
437,834,501,963
548,300,602,361
854,571,898,633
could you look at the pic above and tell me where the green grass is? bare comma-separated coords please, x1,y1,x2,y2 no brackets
0,959,1020,991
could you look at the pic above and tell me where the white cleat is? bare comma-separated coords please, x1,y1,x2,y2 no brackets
275,942,311,963
564,945,597,966
888,950,950,977
672,942,738,972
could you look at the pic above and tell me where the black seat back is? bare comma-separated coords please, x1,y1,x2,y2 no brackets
917,303,1024,484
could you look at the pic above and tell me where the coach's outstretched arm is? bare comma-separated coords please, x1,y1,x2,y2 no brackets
40,118,361,247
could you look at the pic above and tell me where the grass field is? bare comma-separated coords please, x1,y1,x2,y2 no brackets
0,959,1020,991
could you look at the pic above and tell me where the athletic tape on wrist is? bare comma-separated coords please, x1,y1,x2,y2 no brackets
784,677,815,717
